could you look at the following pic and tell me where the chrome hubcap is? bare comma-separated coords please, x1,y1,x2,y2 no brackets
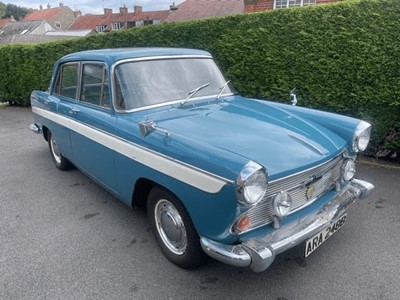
50,136,62,164
155,199,187,255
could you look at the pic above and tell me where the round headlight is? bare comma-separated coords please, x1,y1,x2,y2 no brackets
342,159,356,181
273,191,293,218
237,161,268,206
352,121,371,152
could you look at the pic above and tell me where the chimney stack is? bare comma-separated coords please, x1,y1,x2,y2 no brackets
134,5,142,14
170,2,178,11
119,6,128,15
104,8,113,15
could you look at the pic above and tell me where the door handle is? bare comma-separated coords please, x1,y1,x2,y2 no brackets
69,108,80,114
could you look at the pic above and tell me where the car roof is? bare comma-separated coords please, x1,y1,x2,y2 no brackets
59,48,212,64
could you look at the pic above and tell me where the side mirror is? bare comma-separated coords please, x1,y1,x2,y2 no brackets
139,120,170,138
139,120,156,137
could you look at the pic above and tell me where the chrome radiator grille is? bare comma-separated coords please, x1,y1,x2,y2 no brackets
244,155,344,230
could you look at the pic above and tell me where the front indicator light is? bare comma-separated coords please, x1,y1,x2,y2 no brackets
235,215,251,233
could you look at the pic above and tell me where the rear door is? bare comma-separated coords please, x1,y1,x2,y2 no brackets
49,62,80,161
68,62,118,193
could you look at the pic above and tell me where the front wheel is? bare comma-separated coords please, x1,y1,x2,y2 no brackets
148,186,207,269
47,131,71,170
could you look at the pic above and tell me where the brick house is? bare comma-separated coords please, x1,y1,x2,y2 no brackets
68,6,169,33
23,4,78,30
0,19,10,29
165,0,342,22
165,0,245,22
244,0,342,12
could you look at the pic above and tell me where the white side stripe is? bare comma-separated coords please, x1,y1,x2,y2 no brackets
32,106,231,193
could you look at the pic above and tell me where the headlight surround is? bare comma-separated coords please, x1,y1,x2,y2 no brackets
342,159,356,181
236,161,268,206
352,121,371,152
273,191,293,218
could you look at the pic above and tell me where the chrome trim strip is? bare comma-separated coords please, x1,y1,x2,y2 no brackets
289,134,324,155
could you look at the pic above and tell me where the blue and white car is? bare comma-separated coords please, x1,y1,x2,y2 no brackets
30,48,374,272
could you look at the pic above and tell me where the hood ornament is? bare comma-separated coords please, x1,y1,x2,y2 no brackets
290,88,297,106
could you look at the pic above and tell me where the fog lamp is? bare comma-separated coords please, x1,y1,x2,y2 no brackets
273,191,293,218
342,159,356,181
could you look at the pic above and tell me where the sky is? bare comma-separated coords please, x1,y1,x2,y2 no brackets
10,0,185,15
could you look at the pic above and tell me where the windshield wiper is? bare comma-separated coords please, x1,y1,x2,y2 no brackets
179,83,210,108
216,80,231,101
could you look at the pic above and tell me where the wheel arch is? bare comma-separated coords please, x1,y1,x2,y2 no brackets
42,125,49,142
131,178,188,213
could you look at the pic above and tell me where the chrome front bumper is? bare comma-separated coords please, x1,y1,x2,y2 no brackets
29,123,42,134
200,178,374,272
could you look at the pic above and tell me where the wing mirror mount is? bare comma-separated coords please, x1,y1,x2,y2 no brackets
139,120,170,138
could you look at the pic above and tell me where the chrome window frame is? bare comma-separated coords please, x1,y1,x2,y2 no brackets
79,61,111,110
110,55,234,114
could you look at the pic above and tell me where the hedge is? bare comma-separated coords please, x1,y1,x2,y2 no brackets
0,0,399,156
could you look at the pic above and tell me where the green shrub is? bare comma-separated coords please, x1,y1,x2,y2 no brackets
0,0,399,155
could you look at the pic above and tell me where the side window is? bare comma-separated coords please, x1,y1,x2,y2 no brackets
80,63,110,108
54,63,79,99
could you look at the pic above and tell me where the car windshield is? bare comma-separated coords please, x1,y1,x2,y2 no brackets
114,57,233,111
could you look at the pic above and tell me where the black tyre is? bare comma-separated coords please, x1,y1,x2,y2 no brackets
47,131,71,170
148,186,207,269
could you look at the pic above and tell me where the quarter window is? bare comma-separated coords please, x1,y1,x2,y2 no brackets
80,63,110,107
54,63,79,99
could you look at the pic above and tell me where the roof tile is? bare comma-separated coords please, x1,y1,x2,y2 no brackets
166,0,244,22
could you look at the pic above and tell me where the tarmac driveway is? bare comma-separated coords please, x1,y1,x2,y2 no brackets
1,106,399,300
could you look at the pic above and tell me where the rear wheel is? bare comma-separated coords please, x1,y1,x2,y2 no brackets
148,186,207,268
47,131,71,170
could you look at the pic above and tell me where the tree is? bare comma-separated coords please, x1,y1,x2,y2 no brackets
0,2,6,19
1,3,33,20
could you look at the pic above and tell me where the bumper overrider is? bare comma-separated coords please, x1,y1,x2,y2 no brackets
200,178,374,272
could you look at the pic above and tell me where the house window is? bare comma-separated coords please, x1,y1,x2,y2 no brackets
143,19,154,26
96,25,106,33
275,0,316,9
55,21,61,29
111,22,125,30
127,21,136,28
